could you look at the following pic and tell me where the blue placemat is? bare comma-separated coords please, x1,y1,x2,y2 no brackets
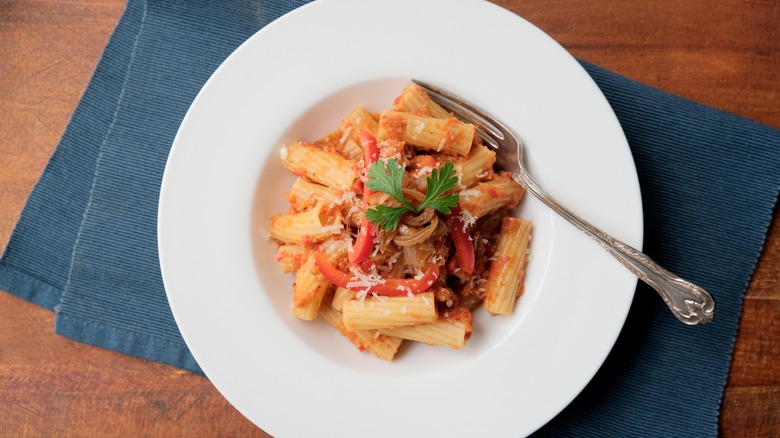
1,0,778,436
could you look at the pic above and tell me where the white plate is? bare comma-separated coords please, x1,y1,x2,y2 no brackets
158,1,643,436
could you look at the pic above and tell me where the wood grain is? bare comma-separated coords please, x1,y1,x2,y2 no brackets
1,1,777,436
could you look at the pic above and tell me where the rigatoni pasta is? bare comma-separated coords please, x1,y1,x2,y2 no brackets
455,144,496,189
483,217,533,315
378,306,473,349
378,111,475,156
274,244,305,273
281,141,358,191
392,83,451,118
342,292,438,331
268,201,343,245
267,84,532,360
292,237,348,320
291,251,331,321
286,177,342,210
319,297,403,361
458,172,525,219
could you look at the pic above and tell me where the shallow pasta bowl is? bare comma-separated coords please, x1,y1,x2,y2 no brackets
157,0,643,436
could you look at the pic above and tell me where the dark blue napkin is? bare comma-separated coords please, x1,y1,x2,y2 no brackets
1,0,777,436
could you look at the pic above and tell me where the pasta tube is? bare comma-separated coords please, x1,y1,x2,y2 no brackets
392,84,451,119
483,217,532,315
331,287,356,312
318,303,403,361
378,306,473,349
292,238,348,320
274,244,305,273
344,107,379,137
458,172,524,219
269,202,343,245
455,144,496,189
282,141,357,191
292,253,332,321
286,177,343,212
342,292,437,331
378,111,475,156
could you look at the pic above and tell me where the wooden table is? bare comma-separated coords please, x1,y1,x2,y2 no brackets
1,1,777,436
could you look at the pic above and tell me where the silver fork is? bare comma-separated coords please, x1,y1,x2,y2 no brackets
413,79,715,325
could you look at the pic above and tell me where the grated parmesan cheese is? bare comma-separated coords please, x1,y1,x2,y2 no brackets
413,166,433,178
347,265,386,292
458,209,477,232
321,224,343,234
340,191,359,205
355,289,369,301
339,127,352,144
387,250,402,267
371,238,382,258
279,144,288,160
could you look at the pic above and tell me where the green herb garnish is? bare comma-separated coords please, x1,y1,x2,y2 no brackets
364,158,459,231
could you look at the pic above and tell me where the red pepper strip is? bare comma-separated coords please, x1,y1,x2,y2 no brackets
349,216,376,264
447,206,475,274
316,252,439,296
359,130,380,167
349,130,381,264
358,129,380,199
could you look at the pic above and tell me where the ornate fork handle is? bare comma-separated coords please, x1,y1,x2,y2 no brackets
514,171,715,325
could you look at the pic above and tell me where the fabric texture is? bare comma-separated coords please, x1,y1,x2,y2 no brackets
1,0,778,436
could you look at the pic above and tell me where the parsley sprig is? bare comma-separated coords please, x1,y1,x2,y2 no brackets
364,159,459,231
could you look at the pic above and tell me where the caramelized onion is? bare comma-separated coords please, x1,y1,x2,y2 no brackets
402,242,436,267
393,215,439,247
402,207,435,227
401,188,426,203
